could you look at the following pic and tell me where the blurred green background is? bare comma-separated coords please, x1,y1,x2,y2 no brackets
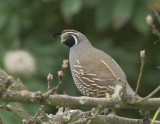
0,0,160,123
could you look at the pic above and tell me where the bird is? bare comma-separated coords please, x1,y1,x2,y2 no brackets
58,29,135,99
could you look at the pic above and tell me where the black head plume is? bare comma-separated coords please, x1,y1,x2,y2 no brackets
51,32,61,40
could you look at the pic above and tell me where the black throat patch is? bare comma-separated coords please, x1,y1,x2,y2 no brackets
64,35,76,48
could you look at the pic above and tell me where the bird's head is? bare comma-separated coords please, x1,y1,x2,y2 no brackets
52,29,90,48
60,29,82,48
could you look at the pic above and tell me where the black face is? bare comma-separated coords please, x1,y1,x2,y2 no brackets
63,35,76,48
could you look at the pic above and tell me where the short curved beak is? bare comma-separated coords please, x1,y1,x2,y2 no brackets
60,34,66,43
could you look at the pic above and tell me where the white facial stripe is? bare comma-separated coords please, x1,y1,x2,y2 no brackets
63,32,79,36
63,32,79,45
72,35,78,45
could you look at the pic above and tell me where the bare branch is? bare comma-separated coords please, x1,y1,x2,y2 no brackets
0,105,24,120
138,85,160,103
53,109,160,124
15,103,30,119
0,76,13,94
24,105,45,124
135,50,145,96
0,90,160,110
43,59,68,97
15,79,27,91
0,69,9,79
55,59,68,93
87,106,103,124
146,14,160,39
47,73,53,91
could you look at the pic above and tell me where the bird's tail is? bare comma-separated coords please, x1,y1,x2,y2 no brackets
126,83,135,96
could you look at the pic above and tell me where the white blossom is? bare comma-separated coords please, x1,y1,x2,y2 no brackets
146,15,153,25
3,50,36,77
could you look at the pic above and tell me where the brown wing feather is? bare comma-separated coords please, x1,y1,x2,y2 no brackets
72,58,117,97
71,47,129,97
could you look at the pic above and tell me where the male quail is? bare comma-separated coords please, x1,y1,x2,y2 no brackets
59,29,135,98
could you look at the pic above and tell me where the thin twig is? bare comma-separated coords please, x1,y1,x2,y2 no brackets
0,82,6,87
55,59,68,93
151,24,160,38
15,103,30,119
146,14,160,39
0,69,27,91
0,76,13,93
0,69,9,79
151,107,160,124
87,105,103,124
138,85,160,103
15,79,27,91
44,59,68,97
28,105,45,123
135,50,145,96
0,105,24,120
47,73,53,91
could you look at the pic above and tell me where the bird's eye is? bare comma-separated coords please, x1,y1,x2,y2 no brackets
68,35,72,38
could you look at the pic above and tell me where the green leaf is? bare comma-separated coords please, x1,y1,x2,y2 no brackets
60,0,82,17
112,0,135,29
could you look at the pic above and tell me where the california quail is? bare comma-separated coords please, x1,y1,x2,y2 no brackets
59,29,135,98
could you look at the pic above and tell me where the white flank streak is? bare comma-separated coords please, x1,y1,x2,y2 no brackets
82,77,95,82
84,87,91,90
72,35,78,45
85,73,96,76
79,85,83,89
92,78,102,81
82,82,90,87
91,89,99,92
75,74,80,79
74,65,82,68
79,69,84,75
73,69,80,74
108,85,114,89
101,59,117,78
90,84,103,89
79,79,84,83
90,84,97,86
74,78,80,86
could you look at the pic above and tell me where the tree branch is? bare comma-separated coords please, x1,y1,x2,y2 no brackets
53,109,160,124
135,50,145,96
1,90,160,109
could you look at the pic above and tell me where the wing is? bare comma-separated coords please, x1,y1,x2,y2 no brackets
71,48,126,97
